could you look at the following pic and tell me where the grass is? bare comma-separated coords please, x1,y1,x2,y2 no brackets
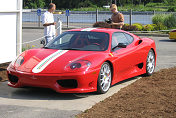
22,45,35,52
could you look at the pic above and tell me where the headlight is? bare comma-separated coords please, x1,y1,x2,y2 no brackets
65,60,91,71
14,56,24,67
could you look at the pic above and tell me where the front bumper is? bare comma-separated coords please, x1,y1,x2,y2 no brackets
7,67,100,93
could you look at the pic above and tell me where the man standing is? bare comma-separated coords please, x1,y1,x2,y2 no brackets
42,3,56,45
110,4,124,29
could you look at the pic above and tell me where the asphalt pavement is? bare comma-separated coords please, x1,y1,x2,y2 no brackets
0,29,176,118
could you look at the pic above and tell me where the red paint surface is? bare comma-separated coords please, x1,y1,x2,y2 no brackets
7,28,157,93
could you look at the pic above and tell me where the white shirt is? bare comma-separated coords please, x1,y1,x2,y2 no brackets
42,11,56,37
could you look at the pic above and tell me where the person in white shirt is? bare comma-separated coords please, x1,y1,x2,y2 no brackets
42,3,56,45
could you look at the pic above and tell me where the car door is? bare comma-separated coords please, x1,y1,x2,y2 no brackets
111,32,139,82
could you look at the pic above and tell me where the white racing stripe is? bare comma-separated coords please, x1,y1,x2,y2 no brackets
32,50,68,73
81,28,97,31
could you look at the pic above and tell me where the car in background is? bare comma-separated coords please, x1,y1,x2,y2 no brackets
169,29,176,40
7,28,157,94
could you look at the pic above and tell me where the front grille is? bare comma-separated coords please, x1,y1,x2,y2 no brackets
57,79,78,88
8,74,19,83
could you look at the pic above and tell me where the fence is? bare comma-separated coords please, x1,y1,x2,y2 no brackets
22,10,174,28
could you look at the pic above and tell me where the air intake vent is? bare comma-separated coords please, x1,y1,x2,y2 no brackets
57,79,78,88
138,63,144,69
8,74,19,83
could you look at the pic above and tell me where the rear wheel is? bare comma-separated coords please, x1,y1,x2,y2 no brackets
97,62,112,94
146,49,155,76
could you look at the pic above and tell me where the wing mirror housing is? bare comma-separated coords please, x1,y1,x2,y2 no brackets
117,43,127,48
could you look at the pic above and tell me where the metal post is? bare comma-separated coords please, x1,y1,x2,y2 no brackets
67,16,69,28
153,10,155,15
57,17,62,36
38,16,40,27
130,9,132,25
96,9,98,22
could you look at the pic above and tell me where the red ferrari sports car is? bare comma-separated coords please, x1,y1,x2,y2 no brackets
7,28,156,93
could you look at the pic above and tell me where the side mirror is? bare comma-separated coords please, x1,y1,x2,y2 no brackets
117,43,127,48
40,39,46,46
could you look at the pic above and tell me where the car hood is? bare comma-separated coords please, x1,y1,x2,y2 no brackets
16,49,107,74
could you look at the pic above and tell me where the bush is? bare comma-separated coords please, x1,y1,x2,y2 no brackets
132,23,143,31
122,25,138,31
152,14,166,25
152,13,176,29
143,24,154,31
155,23,167,30
151,24,157,30
93,22,111,28
163,14,176,28
168,7,176,12
133,23,143,27
124,23,130,26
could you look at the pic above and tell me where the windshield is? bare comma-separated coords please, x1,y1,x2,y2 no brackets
45,31,109,51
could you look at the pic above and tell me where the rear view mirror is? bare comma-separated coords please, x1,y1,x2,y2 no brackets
117,43,127,48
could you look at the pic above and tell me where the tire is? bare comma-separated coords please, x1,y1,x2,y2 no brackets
97,62,112,94
145,49,155,76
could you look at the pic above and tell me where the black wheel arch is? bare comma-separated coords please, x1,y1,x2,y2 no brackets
104,60,114,85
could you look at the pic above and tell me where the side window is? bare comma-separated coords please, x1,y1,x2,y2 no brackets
111,34,118,49
111,32,129,49
124,33,134,44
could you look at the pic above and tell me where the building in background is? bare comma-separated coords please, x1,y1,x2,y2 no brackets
0,0,23,64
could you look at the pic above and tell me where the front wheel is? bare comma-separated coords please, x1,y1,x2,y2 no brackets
97,62,112,94
146,49,155,76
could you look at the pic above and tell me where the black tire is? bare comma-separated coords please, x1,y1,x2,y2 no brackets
145,49,155,76
97,62,112,94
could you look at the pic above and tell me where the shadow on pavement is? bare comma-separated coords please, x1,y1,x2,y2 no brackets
159,39,176,42
0,81,99,100
0,68,6,71
0,76,141,101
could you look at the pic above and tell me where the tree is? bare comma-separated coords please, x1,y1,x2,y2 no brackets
23,0,45,9
23,0,175,9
